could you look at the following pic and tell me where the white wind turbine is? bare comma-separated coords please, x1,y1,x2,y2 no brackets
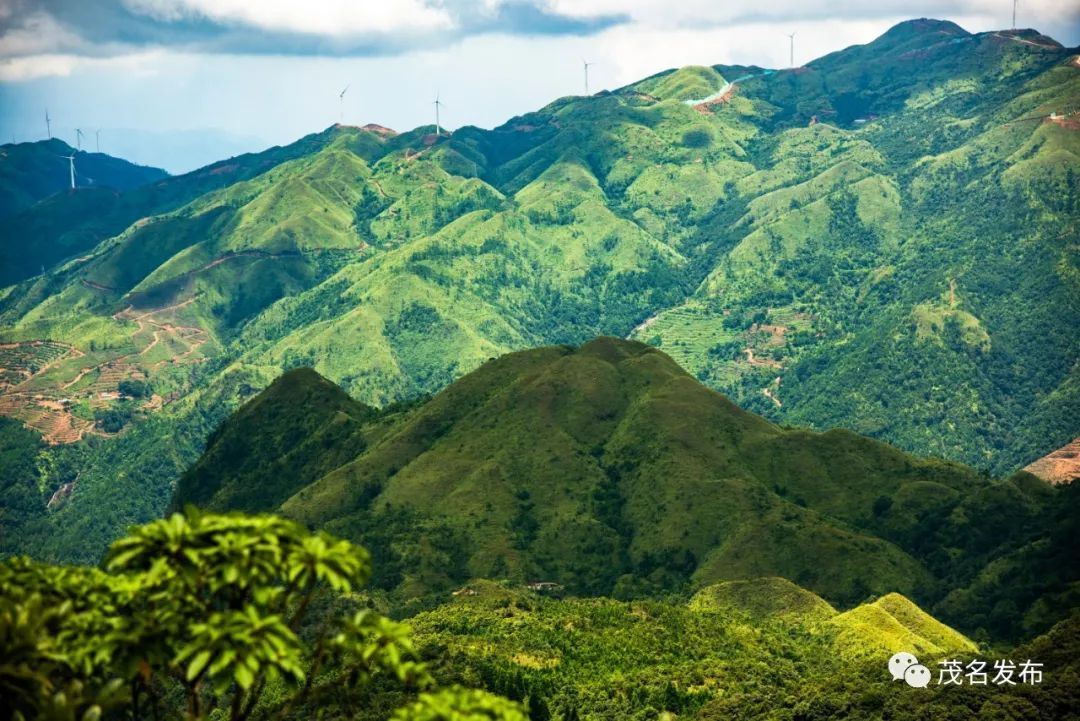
787,32,796,69
583,59,595,95
56,153,75,189
339,84,349,123
434,91,445,136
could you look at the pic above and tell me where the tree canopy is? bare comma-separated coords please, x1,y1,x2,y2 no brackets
0,509,524,721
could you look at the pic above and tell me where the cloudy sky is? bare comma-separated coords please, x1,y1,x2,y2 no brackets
1,0,1077,172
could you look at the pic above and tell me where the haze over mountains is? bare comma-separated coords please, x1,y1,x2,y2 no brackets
0,18,1077,581
0,138,167,219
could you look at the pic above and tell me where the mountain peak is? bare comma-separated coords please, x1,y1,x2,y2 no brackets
171,339,1010,606
171,368,375,514
882,18,970,39
690,577,837,622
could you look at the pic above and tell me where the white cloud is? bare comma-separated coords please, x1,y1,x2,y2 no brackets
589,19,901,84
122,0,455,36
548,0,1078,30
0,49,167,81
0,10,84,56
0,53,80,81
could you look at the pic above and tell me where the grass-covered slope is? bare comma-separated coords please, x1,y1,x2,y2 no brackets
167,339,1077,642
688,577,837,622
171,368,377,513
634,25,1080,474
829,592,978,658
0,127,361,286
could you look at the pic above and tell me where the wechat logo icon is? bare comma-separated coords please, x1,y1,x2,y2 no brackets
889,652,930,688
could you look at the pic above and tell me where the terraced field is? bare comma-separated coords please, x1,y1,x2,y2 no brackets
632,303,814,386
0,341,79,388
0,392,95,443
631,302,737,374
0,303,212,443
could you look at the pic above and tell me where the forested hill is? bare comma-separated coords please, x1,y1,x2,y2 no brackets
0,138,167,218
0,19,1077,573
170,339,1080,644
0,128,356,286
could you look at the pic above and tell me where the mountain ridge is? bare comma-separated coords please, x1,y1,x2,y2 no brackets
0,138,168,220
167,338,1078,642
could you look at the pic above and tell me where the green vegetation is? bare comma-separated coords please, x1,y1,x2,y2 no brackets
0,510,524,721
2,20,1077,720
169,340,1079,644
0,138,167,220
0,18,1077,647
408,580,1077,720
5,510,1078,721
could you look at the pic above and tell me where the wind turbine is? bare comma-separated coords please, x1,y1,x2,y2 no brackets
583,59,594,95
787,32,796,69
76,128,84,150
1012,0,1018,29
95,129,101,153
57,153,75,189
338,84,349,123
45,109,52,139
434,91,444,136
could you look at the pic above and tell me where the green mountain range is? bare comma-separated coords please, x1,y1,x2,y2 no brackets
0,19,1077,601
0,131,355,287
162,338,1078,643
0,138,167,219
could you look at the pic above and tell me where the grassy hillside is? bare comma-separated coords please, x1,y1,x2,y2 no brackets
171,368,378,513
169,339,1077,642
688,576,837,622
0,127,361,286
638,25,1080,474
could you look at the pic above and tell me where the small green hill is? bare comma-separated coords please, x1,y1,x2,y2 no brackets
401,584,1072,721
171,368,376,513
689,577,837,623
830,592,977,658
635,65,727,102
